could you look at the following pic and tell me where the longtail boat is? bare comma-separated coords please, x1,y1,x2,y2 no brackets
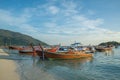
19,46,41,56
9,46,23,50
38,51,93,60
45,47,59,53
36,44,93,60
95,47,112,52
19,50,34,55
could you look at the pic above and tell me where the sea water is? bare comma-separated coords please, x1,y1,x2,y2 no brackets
1,48,120,80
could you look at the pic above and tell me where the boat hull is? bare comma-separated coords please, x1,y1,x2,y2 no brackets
95,47,112,52
19,50,34,55
38,51,93,60
9,46,23,50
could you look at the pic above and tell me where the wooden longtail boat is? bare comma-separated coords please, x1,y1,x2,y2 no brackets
19,49,41,57
38,51,93,60
9,46,23,50
19,45,41,56
19,50,34,55
95,47,112,52
19,50,41,56
37,44,93,60
46,47,59,53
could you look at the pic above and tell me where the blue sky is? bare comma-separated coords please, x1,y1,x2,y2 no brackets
0,0,120,45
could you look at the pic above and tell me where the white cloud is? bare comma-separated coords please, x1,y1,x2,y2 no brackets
0,9,28,25
0,0,120,45
0,9,39,36
48,6,59,14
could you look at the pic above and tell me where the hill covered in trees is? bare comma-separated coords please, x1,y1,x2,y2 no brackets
0,29,48,46
98,41,120,46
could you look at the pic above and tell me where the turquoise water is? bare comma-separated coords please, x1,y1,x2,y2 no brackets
1,48,120,80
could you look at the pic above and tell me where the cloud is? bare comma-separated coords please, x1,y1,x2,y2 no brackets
0,9,37,31
0,9,29,24
0,0,120,45
48,6,59,14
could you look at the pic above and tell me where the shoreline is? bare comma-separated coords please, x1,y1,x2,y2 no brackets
0,50,20,80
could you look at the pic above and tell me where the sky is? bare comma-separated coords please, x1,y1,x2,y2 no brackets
0,0,120,45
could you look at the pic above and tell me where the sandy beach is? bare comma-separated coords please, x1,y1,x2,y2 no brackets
0,49,20,80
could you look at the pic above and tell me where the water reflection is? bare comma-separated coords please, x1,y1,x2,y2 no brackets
34,57,93,70
16,57,94,80
1,48,120,80
104,50,114,56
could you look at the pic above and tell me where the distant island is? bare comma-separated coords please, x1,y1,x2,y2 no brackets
98,41,120,47
0,29,48,46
